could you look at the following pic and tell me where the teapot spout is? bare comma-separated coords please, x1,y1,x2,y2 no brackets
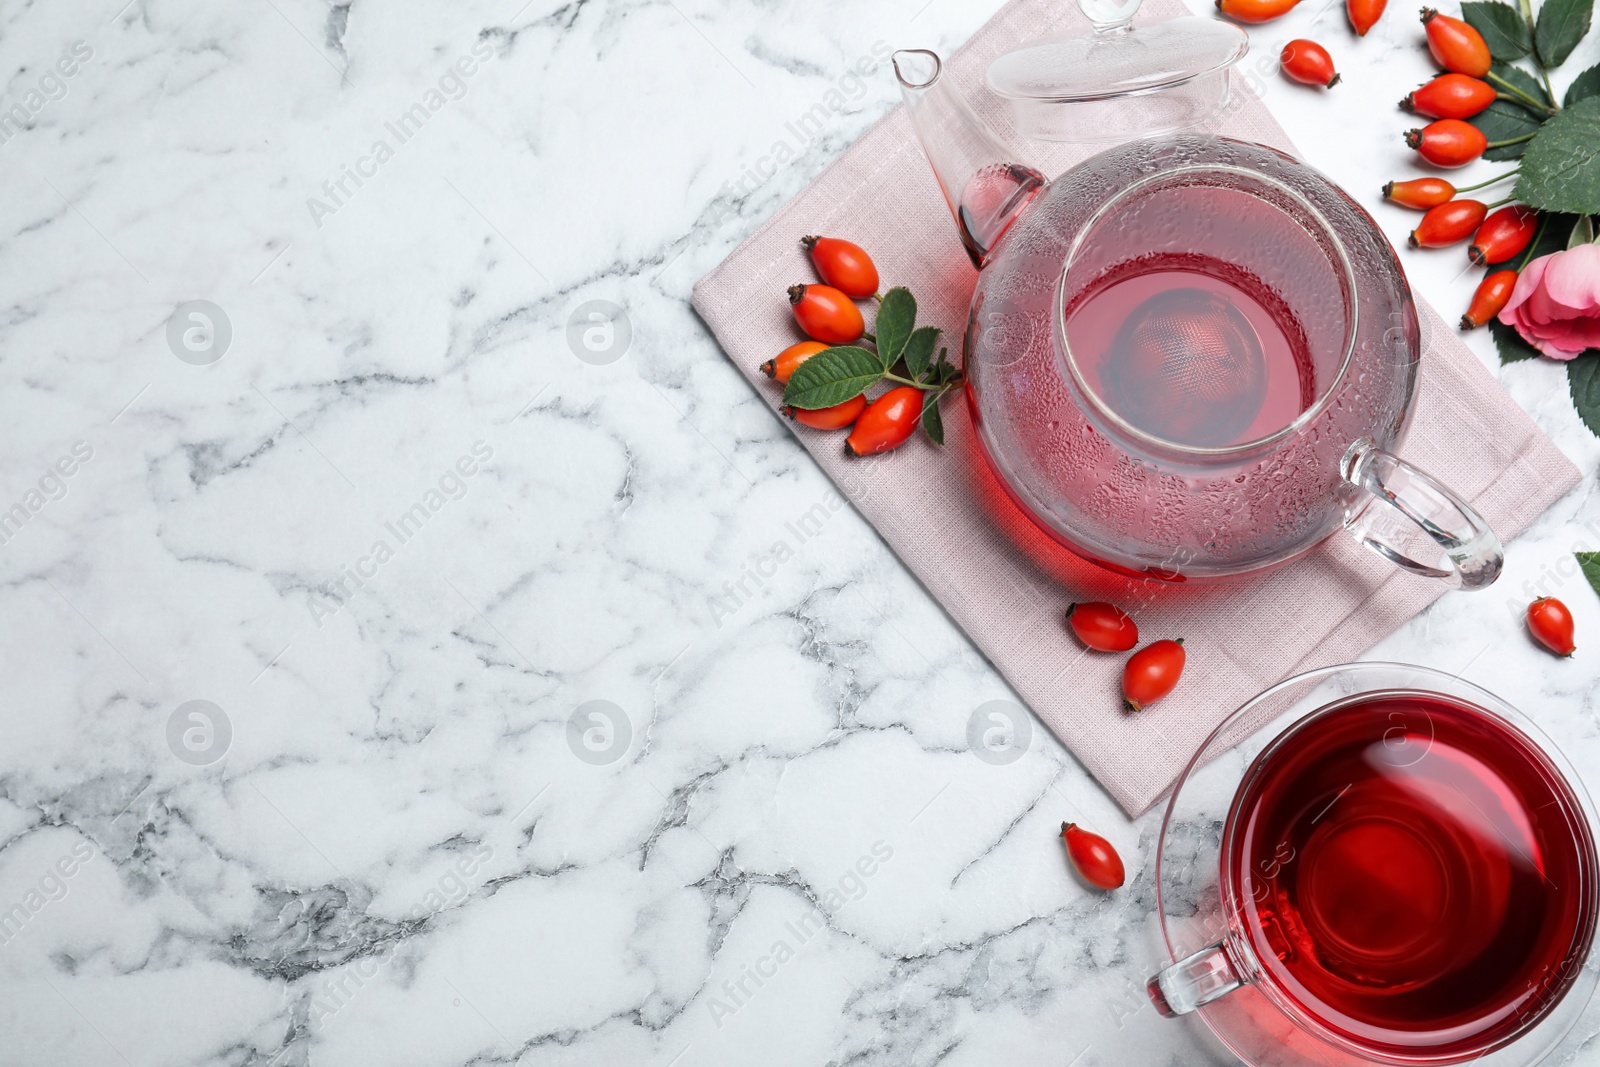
893,49,1046,269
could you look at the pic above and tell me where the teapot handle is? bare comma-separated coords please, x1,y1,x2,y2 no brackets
1340,438,1503,590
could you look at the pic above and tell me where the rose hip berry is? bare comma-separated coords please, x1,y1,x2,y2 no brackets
761,340,828,384
802,236,879,300
1066,602,1139,652
1216,0,1300,22
1403,73,1495,119
1384,176,1456,209
1527,597,1576,656
1461,269,1519,329
1122,639,1185,712
845,386,923,456
1422,7,1492,77
1469,205,1539,264
1280,39,1340,87
1347,0,1387,34
788,284,864,344
1410,199,1488,248
1061,822,1125,890
1405,119,1488,167
784,394,867,430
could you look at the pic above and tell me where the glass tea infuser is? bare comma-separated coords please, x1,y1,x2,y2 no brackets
893,0,1503,588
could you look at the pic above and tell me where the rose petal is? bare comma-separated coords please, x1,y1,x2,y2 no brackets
1525,285,1566,325
1506,311,1549,354
1535,336,1585,360
1540,244,1600,311
1530,316,1600,355
1500,253,1552,323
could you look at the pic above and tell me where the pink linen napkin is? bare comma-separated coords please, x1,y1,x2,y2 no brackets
691,0,1580,815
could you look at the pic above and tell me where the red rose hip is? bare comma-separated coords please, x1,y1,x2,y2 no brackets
802,236,879,300
1216,0,1301,22
1384,177,1456,209
1461,269,1519,329
1409,199,1487,248
1347,0,1387,34
844,386,923,456
1061,822,1125,890
1066,602,1139,652
1469,205,1539,265
1122,639,1185,712
788,284,864,344
1527,597,1576,656
1422,7,1491,77
1404,119,1488,167
1280,40,1340,87
1403,73,1495,119
784,394,867,430
761,340,828,384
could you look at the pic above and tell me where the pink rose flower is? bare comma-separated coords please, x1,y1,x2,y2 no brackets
1498,243,1600,360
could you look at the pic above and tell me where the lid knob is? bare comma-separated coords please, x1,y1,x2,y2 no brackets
1078,0,1141,32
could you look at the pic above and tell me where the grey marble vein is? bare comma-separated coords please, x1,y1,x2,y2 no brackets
1,0,1599,1064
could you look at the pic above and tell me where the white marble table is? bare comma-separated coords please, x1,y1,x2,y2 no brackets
1,0,1598,1064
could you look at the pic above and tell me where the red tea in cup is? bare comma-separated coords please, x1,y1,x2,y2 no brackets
1226,691,1598,1061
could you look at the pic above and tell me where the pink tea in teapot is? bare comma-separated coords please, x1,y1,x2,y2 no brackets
1063,251,1318,449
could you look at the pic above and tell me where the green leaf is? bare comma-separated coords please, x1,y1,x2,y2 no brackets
1489,318,1541,362
782,346,884,409
1535,0,1593,67
1471,98,1545,160
920,392,945,445
1577,551,1600,596
903,325,939,381
1570,351,1600,436
1489,60,1549,105
1567,62,1600,105
874,287,916,368
1465,1,1533,60
1514,97,1600,213
935,349,958,384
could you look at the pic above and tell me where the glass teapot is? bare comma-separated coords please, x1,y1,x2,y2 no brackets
892,49,1503,588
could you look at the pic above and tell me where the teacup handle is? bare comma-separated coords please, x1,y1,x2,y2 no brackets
1147,941,1244,1016
1340,438,1504,590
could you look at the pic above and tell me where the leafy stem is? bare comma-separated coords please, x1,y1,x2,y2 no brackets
1513,0,1562,101
1491,79,1558,113
1517,212,1550,269
1538,64,1559,103
1488,131,1540,147
883,371,960,391
1456,168,1521,191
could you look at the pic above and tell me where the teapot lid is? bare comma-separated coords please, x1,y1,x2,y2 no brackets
985,4,1248,141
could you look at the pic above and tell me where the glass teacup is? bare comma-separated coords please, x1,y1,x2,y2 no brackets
1148,663,1598,1066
